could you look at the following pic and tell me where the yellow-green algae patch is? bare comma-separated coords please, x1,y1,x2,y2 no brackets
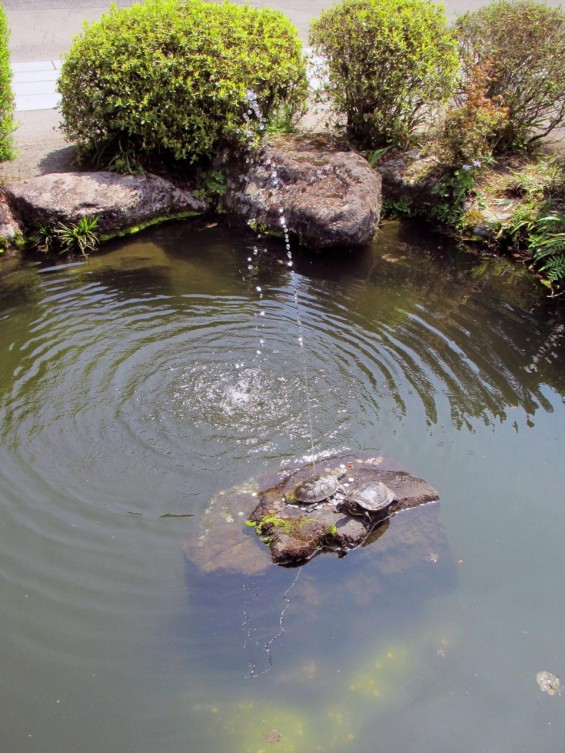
346,642,409,700
192,697,359,753
98,209,203,244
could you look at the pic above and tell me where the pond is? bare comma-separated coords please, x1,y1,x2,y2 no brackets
1,219,564,753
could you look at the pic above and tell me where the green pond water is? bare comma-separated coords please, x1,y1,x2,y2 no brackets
1,219,564,753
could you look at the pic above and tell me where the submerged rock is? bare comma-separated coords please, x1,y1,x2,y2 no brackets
225,134,382,248
183,453,441,574
5,171,207,238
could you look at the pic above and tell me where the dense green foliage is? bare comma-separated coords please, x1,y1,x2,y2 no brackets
529,213,565,288
456,0,565,154
0,2,15,162
309,0,458,149
503,203,565,291
57,0,307,171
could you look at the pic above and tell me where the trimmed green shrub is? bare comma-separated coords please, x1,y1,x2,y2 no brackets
309,0,459,149
57,0,307,172
0,2,15,161
456,0,565,154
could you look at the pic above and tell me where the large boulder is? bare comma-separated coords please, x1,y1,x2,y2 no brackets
225,134,382,248
4,171,207,238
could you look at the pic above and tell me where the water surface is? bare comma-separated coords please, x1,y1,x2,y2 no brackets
1,220,564,753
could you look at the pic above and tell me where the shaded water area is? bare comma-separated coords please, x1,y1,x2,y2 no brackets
1,219,564,753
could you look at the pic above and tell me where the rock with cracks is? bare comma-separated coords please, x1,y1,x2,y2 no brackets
5,171,207,237
226,134,382,248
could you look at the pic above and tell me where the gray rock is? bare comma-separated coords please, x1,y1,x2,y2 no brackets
376,149,441,211
225,134,382,248
5,171,207,237
0,190,22,243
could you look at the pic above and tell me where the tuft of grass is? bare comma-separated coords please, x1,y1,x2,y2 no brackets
30,215,100,256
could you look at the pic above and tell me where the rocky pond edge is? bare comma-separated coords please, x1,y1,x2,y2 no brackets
0,134,383,253
0,131,559,285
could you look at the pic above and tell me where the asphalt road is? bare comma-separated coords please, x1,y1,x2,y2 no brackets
8,0,558,62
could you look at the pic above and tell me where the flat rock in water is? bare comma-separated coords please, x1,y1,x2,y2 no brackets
250,456,439,566
225,134,382,248
5,172,207,237
183,453,441,574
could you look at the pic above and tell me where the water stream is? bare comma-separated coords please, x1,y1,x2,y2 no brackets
1,219,564,753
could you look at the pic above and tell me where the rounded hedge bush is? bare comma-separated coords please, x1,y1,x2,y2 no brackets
57,0,308,171
0,2,15,162
309,0,459,150
456,0,565,154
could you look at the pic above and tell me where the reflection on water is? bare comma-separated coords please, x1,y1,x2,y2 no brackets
0,219,564,753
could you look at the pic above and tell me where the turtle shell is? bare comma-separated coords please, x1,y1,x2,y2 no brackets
343,480,395,516
287,472,345,505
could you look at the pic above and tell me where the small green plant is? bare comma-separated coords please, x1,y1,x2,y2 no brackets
456,0,565,154
500,203,565,292
366,146,393,168
29,224,57,254
382,196,414,218
194,170,227,202
0,2,16,161
266,101,307,135
30,216,100,256
430,162,482,227
58,0,307,172
309,0,459,149
55,216,100,256
527,213,565,289
502,200,541,240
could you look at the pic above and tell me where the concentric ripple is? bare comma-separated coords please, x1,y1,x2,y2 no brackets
1,247,558,519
